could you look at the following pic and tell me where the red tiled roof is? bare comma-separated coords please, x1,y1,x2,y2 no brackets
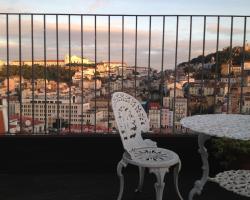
148,102,160,109
10,115,44,126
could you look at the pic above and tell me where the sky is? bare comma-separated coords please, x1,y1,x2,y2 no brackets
0,0,249,70
1,0,250,16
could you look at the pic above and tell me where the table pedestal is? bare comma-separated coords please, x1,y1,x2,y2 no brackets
181,114,250,199
189,133,211,200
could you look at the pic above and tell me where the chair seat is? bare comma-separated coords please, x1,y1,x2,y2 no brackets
123,147,180,168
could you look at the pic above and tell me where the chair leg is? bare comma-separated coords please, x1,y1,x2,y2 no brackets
150,168,169,200
135,166,145,192
173,161,183,200
117,159,128,200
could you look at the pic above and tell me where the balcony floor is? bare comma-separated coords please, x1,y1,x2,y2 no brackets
0,169,248,200
0,135,248,200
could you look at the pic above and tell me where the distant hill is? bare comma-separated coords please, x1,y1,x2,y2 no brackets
177,46,250,80
178,46,250,69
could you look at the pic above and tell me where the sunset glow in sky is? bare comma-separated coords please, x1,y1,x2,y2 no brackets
0,0,249,69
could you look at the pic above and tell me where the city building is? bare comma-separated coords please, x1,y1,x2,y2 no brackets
174,97,188,123
148,102,173,130
97,61,127,75
0,98,8,134
72,68,96,82
10,94,101,128
64,55,94,65
9,115,45,134
242,96,250,114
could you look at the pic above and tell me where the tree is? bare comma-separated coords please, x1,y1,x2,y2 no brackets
0,64,76,83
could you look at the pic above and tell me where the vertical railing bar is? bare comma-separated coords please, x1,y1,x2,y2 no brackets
227,16,233,113
214,17,220,110
148,16,152,108
160,16,165,134
200,16,206,114
56,15,60,134
121,16,124,91
43,14,47,134
94,15,97,132
134,16,138,97
187,16,192,117
18,14,23,133
31,14,35,134
68,15,72,133
107,16,111,134
80,15,84,134
6,14,10,134
240,16,247,113
173,16,179,134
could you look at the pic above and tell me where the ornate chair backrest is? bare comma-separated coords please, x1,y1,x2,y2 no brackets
111,92,150,153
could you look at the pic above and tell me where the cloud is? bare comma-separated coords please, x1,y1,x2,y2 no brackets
207,23,245,36
0,15,246,70
87,0,110,13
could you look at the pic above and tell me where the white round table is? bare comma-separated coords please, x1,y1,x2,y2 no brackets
180,114,250,200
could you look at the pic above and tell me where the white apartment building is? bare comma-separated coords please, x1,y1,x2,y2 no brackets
220,77,240,84
170,88,184,98
97,61,127,76
149,109,160,128
64,55,94,65
174,97,188,123
82,79,102,90
162,109,173,128
72,70,102,90
72,68,96,82
203,87,214,96
189,84,201,96
163,97,171,109
9,116,45,134
242,96,250,114
148,108,173,129
189,83,214,96
11,95,104,127
110,79,122,92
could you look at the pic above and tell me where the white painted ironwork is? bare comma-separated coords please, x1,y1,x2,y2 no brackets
112,92,183,200
181,114,250,140
180,114,250,200
210,170,250,197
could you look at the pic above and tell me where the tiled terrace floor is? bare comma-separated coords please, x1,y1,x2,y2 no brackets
0,168,248,200
0,135,248,200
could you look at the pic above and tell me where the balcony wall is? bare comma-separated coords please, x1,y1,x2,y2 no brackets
0,134,223,174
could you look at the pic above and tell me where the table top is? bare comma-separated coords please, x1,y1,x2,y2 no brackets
180,114,250,140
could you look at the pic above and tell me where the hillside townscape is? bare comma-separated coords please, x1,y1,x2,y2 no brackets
0,45,250,135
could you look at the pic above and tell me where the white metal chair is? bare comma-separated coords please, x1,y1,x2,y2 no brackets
111,92,183,200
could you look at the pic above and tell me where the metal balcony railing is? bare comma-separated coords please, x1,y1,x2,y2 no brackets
0,13,249,135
